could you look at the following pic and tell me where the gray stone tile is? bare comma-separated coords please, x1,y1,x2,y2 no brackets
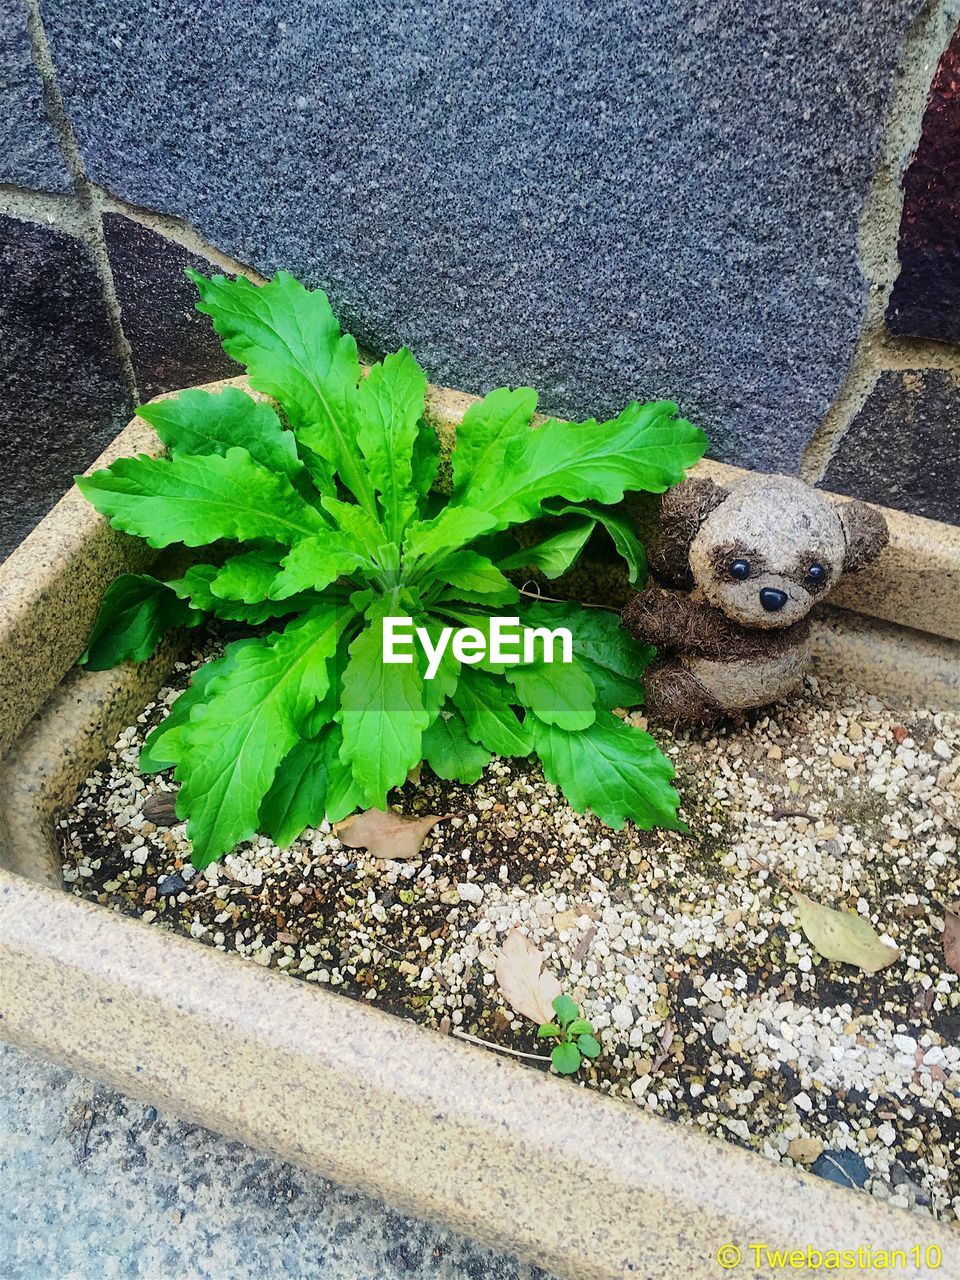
0,8,70,192
820,369,960,525
0,1043,555,1280
0,214,132,562
41,0,920,472
103,213,240,400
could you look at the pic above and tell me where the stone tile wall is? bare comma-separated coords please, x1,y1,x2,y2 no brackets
816,17,960,524
1,0,959,564
0,215,132,556
0,8,69,191
886,29,960,343
821,370,960,525
102,214,239,402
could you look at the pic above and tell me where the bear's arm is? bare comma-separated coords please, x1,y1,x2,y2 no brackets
622,586,745,658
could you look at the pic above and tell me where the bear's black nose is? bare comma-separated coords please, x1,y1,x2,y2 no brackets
760,588,788,612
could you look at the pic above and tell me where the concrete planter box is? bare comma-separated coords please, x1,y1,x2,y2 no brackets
1,380,958,1279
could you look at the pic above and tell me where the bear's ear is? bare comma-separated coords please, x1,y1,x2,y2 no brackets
649,476,728,588
839,500,889,572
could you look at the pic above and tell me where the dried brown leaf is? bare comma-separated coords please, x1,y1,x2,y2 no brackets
571,925,597,965
651,1018,675,1073
494,928,562,1025
943,900,960,977
334,807,450,860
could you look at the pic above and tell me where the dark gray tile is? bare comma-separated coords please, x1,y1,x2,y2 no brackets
103,212,240,400
820,369,960,525
0,7,71,192
886,28,960,344
0,214,132,561
41,0,920,472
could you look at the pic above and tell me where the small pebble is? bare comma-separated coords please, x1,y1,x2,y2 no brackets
157,874,187,897
141,792,180,826
788,1137,824,1165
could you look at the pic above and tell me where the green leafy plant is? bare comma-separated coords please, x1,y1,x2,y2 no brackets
538,994,602,1074
77,269,706,867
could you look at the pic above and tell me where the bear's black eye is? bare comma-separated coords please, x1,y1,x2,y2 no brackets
807,562,826,584
729,559,751,580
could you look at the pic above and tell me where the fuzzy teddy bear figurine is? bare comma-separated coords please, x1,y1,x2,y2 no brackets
621,474,889,726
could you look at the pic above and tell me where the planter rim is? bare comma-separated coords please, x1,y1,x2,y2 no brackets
2,868,957,1280
1,378,958,1278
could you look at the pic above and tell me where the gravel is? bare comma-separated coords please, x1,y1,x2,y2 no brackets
60,649,960,1223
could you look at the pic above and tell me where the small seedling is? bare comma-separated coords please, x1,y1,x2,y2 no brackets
537,993,601,1074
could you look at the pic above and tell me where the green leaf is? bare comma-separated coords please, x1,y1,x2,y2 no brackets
339,597,431,808
498,519,596,579
568,1018,593,1036
451,386,538,502
375,542,402,579
537,1022,562,1038
77,448,327,549
167,564,322,625
212,549,285,603
177,605,353,865
451,667,533,757
577,1033,602,1059
423,608,500,674
269,534,372,600
188,269,372,506
410,418,441,504
541,499,647,585
139,643,255,772
505,660,596,731
79,574,200,670
459,400,706,529
520,601,653,707
552,993,579,1026
415,616,460,721
321,496,389,557
321,723,367,822
421,708,491,784
426,550,518,605
189,269,359,428
551,1042,582,1075
404,505,496,566
258,734,330,847
532,709,683,830
354,348,427,540
463,530,521,566
137,386,303,480
295,439,336,496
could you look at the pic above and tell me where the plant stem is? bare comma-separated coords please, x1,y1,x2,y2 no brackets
517,585,615,610
451,1029,552,1061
